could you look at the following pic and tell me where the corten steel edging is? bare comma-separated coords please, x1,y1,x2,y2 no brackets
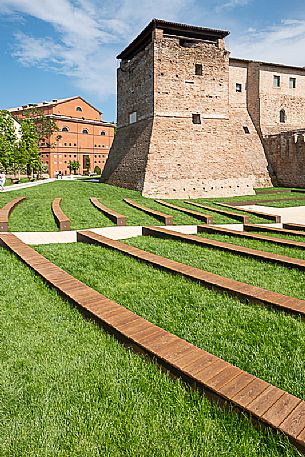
0,232,304,453
123,198,173,225
216,203,281,223
0,196,26,232
197,225,305,250
283,223,305,233
184,201,250,223
244,224,305,237
90,197,126,226
141,226,305,272
51,197,70,231
77,230,305,316
155,200,213,224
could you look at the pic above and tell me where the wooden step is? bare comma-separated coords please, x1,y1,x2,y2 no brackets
77,230,305,317
244,224,305,237
124,198,173,225
52,197,70,231
0,196,26,232
197,225,305,250
90,197,126,225
1,232,304,454
184,201,250,223
283,223,305,233
142,226,305,271
217,203,281,223
155,200,213,224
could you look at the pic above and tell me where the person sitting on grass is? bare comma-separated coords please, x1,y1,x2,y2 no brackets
0,172,5,191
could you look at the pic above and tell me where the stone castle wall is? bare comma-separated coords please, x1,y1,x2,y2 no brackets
103,23,305,197
102,41,154,191
264,131,305,187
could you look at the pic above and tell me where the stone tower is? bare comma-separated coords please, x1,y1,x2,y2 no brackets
102,19,271,198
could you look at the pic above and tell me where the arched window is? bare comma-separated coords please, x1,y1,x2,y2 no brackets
61,126,69,132
82,128,89,134
76,106,83,112
280,109,286,123
100,131,106,136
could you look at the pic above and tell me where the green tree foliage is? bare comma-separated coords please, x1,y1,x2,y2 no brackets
18,118,41,176
0,110,18,171
68,160,80,175
94,165,101,175
25,108,61,146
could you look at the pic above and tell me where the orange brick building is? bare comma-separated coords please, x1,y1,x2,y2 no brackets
9,96,115,177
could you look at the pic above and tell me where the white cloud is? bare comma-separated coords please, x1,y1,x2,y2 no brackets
216,0,250,11
1,0,196,104
230,19,305,67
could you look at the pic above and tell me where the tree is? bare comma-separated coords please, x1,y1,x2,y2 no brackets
18,118,40,177
94,165,101,175
68,160,80,175
0,110,18,172
24,108,61,147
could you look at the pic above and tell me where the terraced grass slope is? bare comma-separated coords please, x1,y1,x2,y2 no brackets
1,246,300,456
1,181,301,232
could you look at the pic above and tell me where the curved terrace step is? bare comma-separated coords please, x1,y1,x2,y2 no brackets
0,196,26,232
0,232,304,454
52,197,70,231
77,230,305,316
142,226,305,271
90,197,126,226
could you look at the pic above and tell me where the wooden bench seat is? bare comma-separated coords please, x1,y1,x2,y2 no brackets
217,203,281,223
283,223,305,233
155,200,213,224
197,225,305,250
185,201,249,223
52,197,70,231
244,224,305,237
0,196,26,231
124,198,173,225
90,197,126,226
142,226,305,272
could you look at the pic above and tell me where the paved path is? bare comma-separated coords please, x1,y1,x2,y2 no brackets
2,178,56,192
240,205,305,224
11,225,199,245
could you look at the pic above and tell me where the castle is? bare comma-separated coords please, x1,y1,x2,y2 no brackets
102,19,305,198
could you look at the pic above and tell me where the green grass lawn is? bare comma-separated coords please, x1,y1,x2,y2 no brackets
1,181,302,232
35,242,305,401
196,231,305,260
1,246,301,457
125,236,305,301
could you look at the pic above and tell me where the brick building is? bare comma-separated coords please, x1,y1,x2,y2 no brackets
102,19,305,198
9,96,115,177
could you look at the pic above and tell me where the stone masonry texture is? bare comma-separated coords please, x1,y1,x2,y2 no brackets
102,20,305,197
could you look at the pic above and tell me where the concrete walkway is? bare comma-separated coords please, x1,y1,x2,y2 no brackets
239,204,305,224
3,178,56,192
12,224,200,245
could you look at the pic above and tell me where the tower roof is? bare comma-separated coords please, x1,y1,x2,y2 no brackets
117,19,230,61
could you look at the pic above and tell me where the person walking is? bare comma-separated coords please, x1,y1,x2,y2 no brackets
0,172,6,191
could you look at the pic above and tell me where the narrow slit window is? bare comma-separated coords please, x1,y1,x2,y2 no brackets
243,126,250,134
236,83,242,92
195,64,203,76
192,114,201,124
280,109,286,123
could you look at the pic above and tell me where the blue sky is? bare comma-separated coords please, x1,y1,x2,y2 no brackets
1,0,305,121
